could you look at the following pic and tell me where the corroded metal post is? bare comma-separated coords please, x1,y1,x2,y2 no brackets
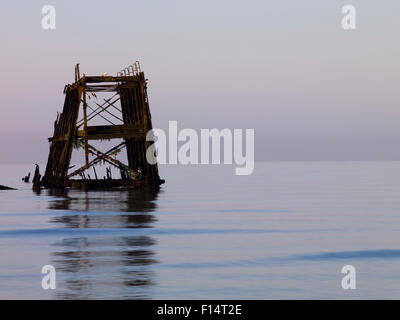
82,79,89,167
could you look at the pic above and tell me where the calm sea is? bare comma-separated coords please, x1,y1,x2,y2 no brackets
1,162,400,299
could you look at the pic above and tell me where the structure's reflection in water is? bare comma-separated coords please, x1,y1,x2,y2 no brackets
46,188,160,299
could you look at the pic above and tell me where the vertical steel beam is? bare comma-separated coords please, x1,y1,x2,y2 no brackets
82,79,89,167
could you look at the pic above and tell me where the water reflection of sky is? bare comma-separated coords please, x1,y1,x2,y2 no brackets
3,163,400,299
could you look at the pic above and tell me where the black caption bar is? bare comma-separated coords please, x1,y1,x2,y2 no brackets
1,300,396,318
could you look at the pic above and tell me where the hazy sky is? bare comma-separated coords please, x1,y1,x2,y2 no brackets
0,0,399,163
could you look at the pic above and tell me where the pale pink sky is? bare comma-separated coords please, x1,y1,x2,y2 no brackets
1,0,399,163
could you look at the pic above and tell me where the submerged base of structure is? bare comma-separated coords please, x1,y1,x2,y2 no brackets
68,178,165,190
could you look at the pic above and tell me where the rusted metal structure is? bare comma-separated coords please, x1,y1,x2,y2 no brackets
40,62,164,190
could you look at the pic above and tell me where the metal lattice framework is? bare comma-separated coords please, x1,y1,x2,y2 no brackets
41,63,164,189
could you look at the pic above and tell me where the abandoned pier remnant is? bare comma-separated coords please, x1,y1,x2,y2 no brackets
41,62,164,189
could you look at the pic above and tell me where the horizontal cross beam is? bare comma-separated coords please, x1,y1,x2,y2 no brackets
76,124,147,140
